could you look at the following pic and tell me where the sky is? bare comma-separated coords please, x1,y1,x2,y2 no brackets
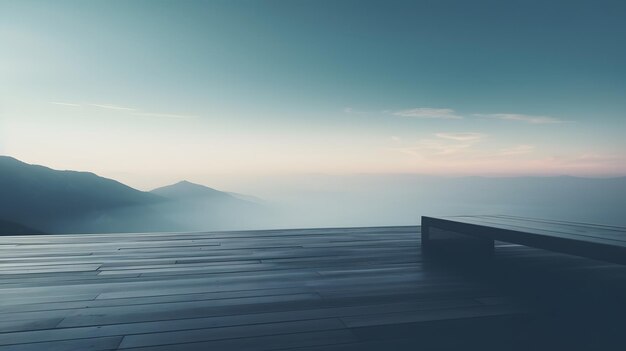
1,0,625,190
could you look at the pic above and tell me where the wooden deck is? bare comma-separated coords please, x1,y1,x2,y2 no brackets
1,226,625,350
422,215,626,264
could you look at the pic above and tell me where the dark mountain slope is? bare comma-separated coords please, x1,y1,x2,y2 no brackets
0,156,174,233
0,219,45,235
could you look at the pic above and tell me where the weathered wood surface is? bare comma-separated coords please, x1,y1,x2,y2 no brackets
0,225,625,350
422,215,626,264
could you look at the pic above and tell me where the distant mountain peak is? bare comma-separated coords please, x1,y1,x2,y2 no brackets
150,180,230,199
168,180,217,190
171,180,215,190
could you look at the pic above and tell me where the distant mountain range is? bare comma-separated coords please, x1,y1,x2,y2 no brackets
152,180,240,201
149,180,267,232
0,156,262,234
2,155,625,235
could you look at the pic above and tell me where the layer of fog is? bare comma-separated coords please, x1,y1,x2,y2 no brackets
220,175,626,229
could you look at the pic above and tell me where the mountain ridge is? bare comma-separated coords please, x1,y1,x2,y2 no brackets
0,219,45,236
0,156,265,233
151,180,236,200
0,156,170,233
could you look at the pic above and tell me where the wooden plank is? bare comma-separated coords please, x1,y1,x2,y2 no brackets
115,330,358,351
0,287,315,313
117,318,347,348
0,336,122,351
0,299,481,346
340,304,524,328
0,318,63,334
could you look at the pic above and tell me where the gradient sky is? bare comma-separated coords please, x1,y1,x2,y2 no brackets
2,0,625,190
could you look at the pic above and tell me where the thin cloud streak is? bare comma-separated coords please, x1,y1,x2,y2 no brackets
435,132,486,141
393,108,462,119
50,102,81,107
131,112,197,119
390,132,485,158
91,104,137,111
496,145,535,156
385,107,565,124
546,153,622,166
50,101,195,119
344,107,371,115
477,113,564,124
393,140,475,157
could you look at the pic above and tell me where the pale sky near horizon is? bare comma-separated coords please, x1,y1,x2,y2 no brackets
2,0,625,190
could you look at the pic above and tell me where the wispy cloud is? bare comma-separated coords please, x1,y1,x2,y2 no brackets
90,104,137,111
130,112,196,119
497,144,535,156
398,140,472,157
380,106,567,124
50,102,81,107
50,101,196,119
476,113,564,124
435,132,485,141
546,153,621,166
391,132,484,158
344,107,371,115
393,108,462,119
